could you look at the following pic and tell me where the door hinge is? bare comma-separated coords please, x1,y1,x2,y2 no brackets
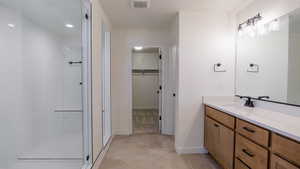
159,85,162,90
159,116,162,120
85,13,89,20
173,93,176,97
86,155,90,161
159,55,162,60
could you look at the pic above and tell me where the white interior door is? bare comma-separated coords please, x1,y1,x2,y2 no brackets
102,29,111,146
161,47,176,135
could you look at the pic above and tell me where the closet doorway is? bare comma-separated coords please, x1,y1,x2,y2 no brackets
132,47,162,134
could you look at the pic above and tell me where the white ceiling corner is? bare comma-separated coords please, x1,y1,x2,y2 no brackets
100,0,254,29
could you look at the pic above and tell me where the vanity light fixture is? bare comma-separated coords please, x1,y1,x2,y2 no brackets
238,13,262,37
269,19,280,31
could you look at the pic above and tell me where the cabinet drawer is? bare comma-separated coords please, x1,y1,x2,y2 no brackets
205,106,235,129
271,154,299,169
236,119,269,147
272,133,300,166
235,158,250,169
236,134,268,169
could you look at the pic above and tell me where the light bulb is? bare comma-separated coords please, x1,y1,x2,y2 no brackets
269,19,280,31
238,29,244,37
257,23,267,35
245,25,256,37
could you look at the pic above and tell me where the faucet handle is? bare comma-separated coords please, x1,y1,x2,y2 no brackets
257,96,270,100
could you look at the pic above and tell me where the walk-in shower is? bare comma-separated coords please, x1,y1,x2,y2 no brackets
0,0,91,169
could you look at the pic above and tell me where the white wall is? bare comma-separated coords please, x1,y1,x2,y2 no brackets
111,28,171,135
0,4,82,168
91,0,112,162
175,11,236,154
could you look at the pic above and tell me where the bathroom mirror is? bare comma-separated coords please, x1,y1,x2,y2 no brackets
236,8,300,106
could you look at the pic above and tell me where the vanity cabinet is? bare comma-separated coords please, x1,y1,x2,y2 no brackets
204,105,300,169
205,109,234,169
271,133,300,166
270,154,299,169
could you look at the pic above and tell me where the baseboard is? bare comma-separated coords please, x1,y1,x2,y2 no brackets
113,129,131,135
91,136,113,169
175,146,208,154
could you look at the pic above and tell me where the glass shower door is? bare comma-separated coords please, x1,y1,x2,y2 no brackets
0,0,87,168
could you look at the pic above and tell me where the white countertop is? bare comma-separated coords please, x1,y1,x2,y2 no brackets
203,96,300,142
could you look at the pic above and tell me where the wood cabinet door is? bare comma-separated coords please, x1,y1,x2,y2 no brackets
271,154,299,169
205,116,234,169
219,124,234,169
205,116,220,160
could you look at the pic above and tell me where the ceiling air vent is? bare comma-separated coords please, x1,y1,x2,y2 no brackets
131,0,150,9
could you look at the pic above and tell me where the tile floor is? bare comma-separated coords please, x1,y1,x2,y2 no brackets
98,134,221,169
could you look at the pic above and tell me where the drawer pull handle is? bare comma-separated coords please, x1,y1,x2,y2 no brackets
242,149,255,157
243,127,255,133
214,124,219,127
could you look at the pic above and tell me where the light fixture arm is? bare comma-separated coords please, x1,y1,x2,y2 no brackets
238,13,262,31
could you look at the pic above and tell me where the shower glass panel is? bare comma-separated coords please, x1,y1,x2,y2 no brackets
0,0,85,168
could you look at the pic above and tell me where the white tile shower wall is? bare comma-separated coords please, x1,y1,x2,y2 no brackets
0,4,82,168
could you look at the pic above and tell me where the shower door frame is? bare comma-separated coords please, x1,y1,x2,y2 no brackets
81,0,92,168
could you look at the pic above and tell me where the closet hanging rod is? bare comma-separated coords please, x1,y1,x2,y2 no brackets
132,69,159,74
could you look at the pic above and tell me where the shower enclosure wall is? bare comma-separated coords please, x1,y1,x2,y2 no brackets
0,0,90,169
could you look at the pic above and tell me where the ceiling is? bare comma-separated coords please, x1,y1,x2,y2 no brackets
100,0,253,29
0,0,82,37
